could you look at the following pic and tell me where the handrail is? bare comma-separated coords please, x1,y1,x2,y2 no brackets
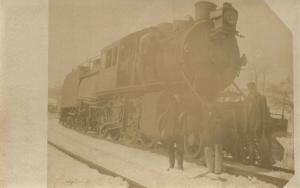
232,82,246,98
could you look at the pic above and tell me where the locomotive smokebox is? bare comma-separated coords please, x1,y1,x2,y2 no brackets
194,1,217,20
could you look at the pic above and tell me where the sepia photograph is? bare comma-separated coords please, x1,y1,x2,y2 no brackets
48,0,295,187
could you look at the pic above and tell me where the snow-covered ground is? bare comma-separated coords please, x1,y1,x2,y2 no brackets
275,137,294,170
48,145,129,188
48,117,282,188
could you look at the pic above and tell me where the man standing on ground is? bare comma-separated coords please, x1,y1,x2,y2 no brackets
203,104,223,174
162,91,184,170
241,82,271,166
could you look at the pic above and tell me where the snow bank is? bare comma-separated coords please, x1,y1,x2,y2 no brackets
151,172,277,188
48,118,279,188
48,145,129,188
275,137,294,170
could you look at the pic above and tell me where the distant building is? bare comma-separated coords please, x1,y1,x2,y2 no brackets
48,98,58,113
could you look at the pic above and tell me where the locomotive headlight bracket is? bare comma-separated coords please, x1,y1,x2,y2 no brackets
223,9,238,25
209,3,238,35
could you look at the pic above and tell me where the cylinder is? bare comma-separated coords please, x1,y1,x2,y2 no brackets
194,1,217,20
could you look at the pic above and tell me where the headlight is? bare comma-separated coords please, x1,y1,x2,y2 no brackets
224,9,238,25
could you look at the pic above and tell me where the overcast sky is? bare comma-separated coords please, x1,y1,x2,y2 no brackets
49,0,297,88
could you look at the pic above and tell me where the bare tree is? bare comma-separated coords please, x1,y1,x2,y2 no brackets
266,76,293,116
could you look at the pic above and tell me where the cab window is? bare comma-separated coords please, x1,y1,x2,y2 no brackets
105,50,112,68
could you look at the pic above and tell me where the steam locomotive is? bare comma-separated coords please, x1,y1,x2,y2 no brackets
59,2,287,162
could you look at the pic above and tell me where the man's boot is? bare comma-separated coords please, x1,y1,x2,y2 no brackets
214,144,223,174
177,151,184,170
204,146,214,172
168,145,175,169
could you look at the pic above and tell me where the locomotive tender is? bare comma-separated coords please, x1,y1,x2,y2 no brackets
59,1,286,160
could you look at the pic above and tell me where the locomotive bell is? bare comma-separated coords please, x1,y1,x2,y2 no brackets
194,1,217,20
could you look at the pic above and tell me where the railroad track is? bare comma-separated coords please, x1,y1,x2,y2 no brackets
54,125,293,188
222,161,292,188
269,165,294,174
148,147,293,188
48,141,146,188
224,157,295,174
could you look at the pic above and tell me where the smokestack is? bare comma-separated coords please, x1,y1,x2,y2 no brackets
194,1,217,20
